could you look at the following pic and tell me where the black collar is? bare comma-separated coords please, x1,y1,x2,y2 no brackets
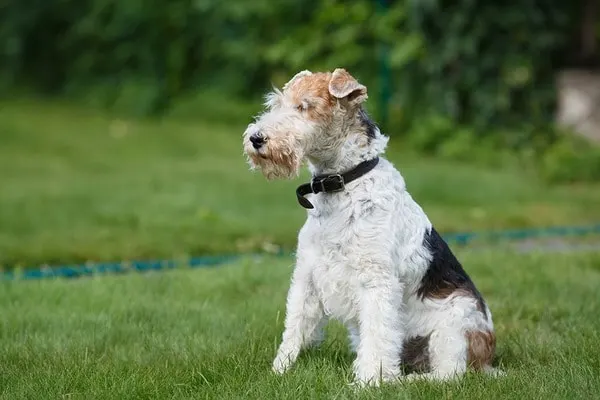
295,157,380,209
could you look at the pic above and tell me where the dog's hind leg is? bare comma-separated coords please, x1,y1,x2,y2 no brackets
400,327,497,382
402,326,469,381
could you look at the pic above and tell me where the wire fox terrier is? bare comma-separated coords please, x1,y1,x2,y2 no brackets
242,68,498,386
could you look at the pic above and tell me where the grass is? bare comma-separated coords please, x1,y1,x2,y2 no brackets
1,250,599,399
2,99,600,267
1,98,600,398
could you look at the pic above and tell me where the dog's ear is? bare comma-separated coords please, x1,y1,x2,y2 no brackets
328,68,368,106
283,70,313,91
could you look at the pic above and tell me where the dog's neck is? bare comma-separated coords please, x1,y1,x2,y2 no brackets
308,108,389,176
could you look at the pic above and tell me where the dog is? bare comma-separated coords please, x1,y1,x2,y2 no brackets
242,68,498,386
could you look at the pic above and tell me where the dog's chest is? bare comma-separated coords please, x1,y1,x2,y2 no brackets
311,256,360,321
303,205,366,321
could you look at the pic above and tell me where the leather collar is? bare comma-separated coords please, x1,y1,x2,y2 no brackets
295,157,379,209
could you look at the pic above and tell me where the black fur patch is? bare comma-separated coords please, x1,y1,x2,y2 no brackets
418,227,486,313
358,108,377,140
401,335,430,373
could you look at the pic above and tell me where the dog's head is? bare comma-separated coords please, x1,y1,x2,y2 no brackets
242,68,378,180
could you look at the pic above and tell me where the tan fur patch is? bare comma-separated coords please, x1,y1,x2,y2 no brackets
328,68,367,104
466,330,496,370
247,142,300,180
284,72,336,123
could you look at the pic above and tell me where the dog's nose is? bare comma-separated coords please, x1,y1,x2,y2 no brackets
249,133,265,149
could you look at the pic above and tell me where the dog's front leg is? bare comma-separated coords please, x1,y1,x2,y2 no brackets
272,262,324,374
353,275,404,386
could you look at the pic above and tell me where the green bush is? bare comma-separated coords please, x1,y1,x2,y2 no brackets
267,0,580,136
0,0,582,124
0,0,314,104
540,135,600,183
405,113,456,153
1,0,599,182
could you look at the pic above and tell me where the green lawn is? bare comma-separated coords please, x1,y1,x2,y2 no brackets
2,99,600,267
1,251,599,399
1,99,600,398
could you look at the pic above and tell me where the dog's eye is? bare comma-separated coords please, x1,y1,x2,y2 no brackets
296,102,308,112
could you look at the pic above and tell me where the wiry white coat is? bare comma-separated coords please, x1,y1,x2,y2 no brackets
273,136,492,384
243,69,496,386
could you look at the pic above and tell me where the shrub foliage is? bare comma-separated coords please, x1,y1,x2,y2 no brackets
1,0,598,180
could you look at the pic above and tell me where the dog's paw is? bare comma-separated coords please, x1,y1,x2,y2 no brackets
271,353,293,375
352,359,400,388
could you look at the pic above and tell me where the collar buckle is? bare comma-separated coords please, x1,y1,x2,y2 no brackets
296,157,379,209
311,174,345,194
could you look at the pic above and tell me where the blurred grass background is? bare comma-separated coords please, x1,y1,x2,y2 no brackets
2,98,600,267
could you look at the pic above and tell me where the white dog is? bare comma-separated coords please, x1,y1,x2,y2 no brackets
242,68,497,386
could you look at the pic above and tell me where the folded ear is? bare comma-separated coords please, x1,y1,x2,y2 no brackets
282,70,313,91
328,68,368,106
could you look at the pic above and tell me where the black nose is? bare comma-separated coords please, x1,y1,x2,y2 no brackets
249,133,265,149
